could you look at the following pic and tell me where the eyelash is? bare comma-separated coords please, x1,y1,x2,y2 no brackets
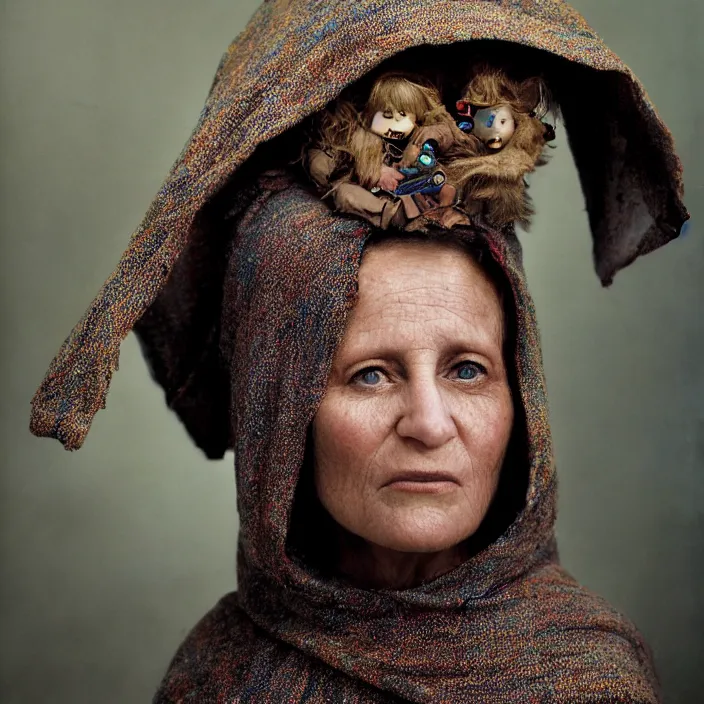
351,361,487,386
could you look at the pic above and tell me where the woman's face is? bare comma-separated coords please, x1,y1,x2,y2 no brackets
312,241,514,554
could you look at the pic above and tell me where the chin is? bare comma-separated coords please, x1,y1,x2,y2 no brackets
368,507,482,554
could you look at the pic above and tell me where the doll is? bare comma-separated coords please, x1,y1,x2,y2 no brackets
457,102,516,150
307,73,466,229
447,66,556,229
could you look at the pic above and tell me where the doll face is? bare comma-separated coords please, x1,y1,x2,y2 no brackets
370,109,417,140
472,105,516,150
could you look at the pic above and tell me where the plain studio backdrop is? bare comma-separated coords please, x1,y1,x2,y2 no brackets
1,1,702,702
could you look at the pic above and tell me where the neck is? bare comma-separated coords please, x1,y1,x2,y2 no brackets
336,530,468,590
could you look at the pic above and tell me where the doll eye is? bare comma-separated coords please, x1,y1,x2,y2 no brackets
383,110,393,119
399,111,406,117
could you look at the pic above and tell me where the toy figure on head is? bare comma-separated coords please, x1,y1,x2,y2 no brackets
306,73,468,229
457,101,517,150
448,64,556,229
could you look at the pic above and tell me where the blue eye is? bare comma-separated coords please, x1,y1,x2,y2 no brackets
355,369,383,386
456,362,483,381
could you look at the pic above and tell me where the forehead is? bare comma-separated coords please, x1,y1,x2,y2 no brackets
341,241,504,350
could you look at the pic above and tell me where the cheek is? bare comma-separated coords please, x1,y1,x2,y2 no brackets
503,119,516,136
456,386,514,472
370,114,390,134
312,393,391,502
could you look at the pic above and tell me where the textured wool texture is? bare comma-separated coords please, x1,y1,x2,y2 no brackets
151,184,661,702
30,0,687,453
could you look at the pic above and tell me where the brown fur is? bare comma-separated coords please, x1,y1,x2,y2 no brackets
307,65,553,230
447,66,552,228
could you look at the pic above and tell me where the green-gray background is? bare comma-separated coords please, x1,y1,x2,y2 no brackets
1,1,702,702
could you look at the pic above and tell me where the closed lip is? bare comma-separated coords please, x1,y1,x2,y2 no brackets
382,471,458,487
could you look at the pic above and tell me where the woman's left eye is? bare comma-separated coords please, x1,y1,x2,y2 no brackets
453,362,485,381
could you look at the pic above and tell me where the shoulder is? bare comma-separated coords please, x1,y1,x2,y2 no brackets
153,592,255,703
492,563,661,703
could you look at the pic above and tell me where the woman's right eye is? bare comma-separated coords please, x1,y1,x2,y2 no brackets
352,368,386,386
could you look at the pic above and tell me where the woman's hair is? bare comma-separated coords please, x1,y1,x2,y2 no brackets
287,229,529,576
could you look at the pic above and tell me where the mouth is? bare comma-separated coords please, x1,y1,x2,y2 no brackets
384,129,407,140
382,471,459,494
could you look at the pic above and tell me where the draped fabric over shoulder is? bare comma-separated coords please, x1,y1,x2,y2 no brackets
29,1,687,702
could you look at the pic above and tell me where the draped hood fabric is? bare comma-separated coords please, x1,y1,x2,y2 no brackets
153,183,660,703
30,0,687,454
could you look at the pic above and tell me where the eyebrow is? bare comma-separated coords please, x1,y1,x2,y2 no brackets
337,331,503,364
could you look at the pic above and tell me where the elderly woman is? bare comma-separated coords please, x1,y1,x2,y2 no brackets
30,0,688,701
144,190,659,701
294,234,521,592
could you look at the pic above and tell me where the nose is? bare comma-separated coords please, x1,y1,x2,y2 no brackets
396,377,457,449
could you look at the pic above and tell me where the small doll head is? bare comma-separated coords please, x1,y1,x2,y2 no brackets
472,105,516,149
457,66,548,150
364,74,442,140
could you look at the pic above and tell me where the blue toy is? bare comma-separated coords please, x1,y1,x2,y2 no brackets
392,141,447,197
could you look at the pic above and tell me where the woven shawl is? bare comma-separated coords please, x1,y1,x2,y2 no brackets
30,0,687,454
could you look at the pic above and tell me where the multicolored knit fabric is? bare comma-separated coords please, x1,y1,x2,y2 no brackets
151,184,660,702
30,0,687,453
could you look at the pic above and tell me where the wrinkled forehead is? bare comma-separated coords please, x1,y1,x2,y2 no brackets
353,236,509,344
361,237,502,293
